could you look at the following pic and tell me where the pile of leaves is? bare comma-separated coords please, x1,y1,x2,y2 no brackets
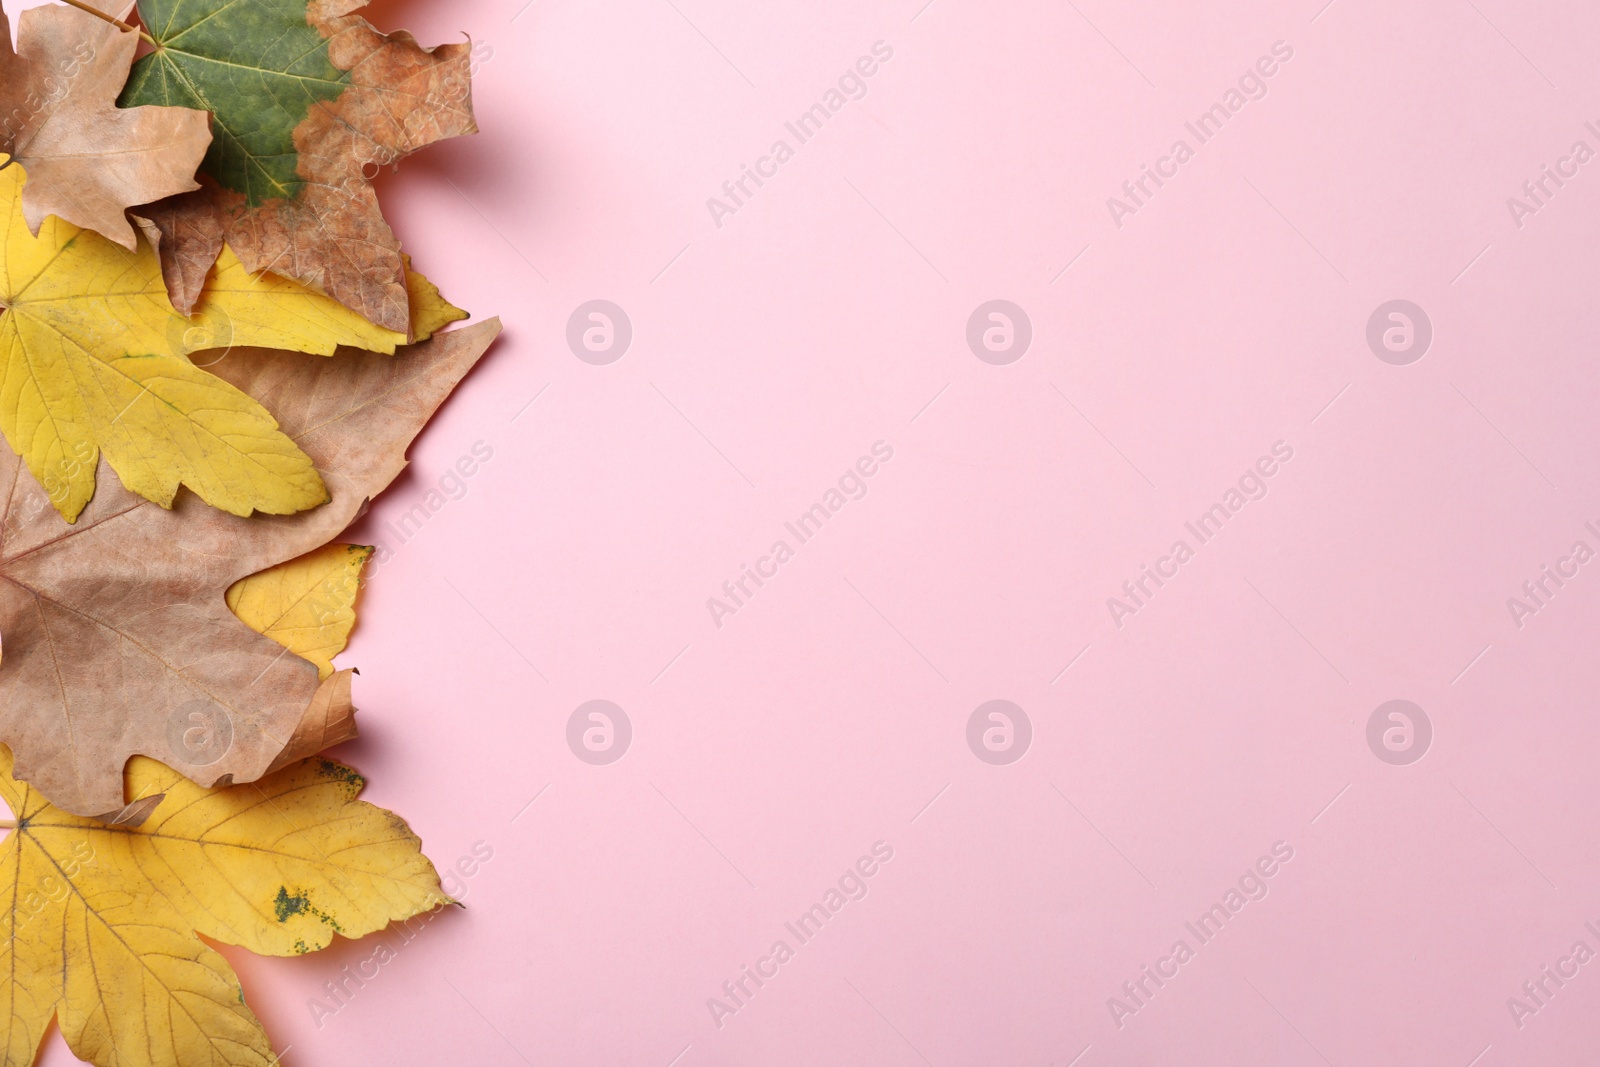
0,0,497,1061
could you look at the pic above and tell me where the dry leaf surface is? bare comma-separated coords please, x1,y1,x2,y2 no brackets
120,0,478,331
0,319,500,816
227,542,373,681
0,749,450,1065
0,0,211,250
0,160,415,521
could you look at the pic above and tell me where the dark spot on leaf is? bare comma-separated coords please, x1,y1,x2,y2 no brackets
316,759,364,791
274,885,343,932
274,886,309,923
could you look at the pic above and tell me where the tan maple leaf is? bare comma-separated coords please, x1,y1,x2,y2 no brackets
0,319,500,817
0,0,211,250
121,0,478,330
130,187,227,318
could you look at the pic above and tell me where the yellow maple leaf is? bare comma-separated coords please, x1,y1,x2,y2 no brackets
227,543,373,680
0,156,409,522
0,753,449,1065
0,541,447,1066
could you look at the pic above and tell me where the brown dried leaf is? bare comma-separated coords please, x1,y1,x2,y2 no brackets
0,319,500,816
131,182,225,316
266,668,358,773
0,0,210,249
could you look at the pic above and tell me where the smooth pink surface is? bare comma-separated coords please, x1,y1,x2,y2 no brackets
25,0,1600,1063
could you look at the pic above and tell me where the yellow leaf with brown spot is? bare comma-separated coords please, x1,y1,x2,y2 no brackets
0,750,451,1066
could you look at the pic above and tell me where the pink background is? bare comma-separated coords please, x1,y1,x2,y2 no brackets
23,0,1600,1062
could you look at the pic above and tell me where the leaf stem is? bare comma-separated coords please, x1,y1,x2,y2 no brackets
0,820,14,830
54,0,158,47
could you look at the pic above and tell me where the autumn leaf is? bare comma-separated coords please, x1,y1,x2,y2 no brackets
0,0,211,250
132,202,466,345
0,158,415,522
228,543,374,681
120,0,478,331
0,318,501,817
406,254,469,342
130,187,222,317
0,521,437,1066
0,749,451,1066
